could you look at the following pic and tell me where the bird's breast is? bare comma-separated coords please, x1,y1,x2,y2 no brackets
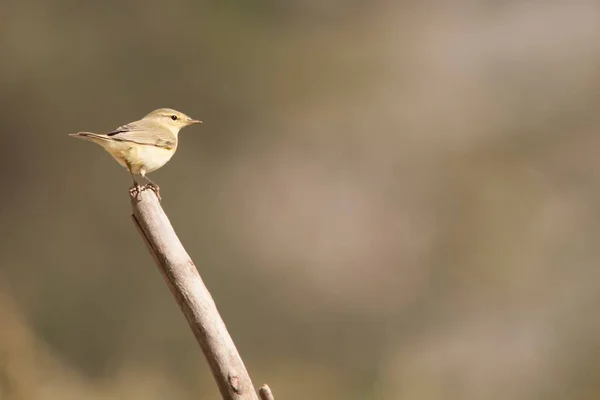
131,145,177,173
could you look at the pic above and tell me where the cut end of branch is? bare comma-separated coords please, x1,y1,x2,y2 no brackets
129,185,161,206
259,384,274,400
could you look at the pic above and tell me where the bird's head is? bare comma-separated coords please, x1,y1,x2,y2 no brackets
144,108,202,134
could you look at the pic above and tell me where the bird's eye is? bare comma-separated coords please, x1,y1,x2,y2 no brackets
170,115,178,121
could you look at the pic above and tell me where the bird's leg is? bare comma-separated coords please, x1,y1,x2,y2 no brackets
127,162,142,198
140,172,161,202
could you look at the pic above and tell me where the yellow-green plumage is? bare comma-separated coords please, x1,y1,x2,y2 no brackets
69,108,201,195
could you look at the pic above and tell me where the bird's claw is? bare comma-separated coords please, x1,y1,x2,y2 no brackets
128,183,161,202
144,183,161,202
129,184,143,199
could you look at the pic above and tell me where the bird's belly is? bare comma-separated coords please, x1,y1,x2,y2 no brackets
105,143,175,174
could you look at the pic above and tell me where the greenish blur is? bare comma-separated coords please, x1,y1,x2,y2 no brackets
1,1,600,399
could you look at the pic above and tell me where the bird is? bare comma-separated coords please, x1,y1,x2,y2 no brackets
69,108,201,201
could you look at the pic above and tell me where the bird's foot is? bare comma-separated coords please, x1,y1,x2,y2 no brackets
144,183,161,202
129,184,143,199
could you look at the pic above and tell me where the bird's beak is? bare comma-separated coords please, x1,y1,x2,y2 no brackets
187,119,202,125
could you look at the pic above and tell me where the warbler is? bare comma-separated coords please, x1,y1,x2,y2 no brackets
69,108,201,200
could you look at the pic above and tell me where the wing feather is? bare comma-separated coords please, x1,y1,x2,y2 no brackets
105,120,176,149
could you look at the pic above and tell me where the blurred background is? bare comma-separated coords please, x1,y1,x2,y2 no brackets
1,1,600,399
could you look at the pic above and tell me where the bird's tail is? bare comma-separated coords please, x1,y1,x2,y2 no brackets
69,132,112,146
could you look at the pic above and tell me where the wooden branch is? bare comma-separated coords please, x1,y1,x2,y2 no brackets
258,385,275,400
130,189,269,400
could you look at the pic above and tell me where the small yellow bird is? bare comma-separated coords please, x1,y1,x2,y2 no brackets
69,108,201,200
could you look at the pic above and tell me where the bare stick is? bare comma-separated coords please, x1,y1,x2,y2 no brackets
131,189,267,400
258,385,275,400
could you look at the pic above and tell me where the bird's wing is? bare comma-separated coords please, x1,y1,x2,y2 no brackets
106,120,176,149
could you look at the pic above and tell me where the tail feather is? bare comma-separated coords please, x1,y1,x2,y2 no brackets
69,132,111,144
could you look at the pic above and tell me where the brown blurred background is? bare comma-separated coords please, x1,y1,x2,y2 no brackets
2,1,600,399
